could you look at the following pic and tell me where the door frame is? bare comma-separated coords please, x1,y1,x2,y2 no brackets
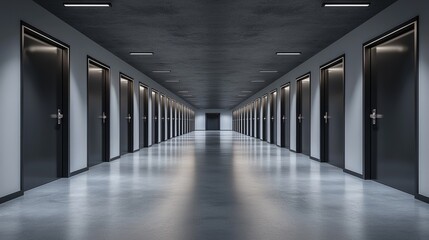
20,23,70,187
362,18,419,195
139,83,149,148
269,89,277,144
320,56,345,164
256,98,261,139
152,89,160,143
160,93,166,141
119,73,134,154
280,83,291,148
296,73,311,153
87,56,111,165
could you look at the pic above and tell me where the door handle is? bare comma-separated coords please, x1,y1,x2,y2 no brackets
99,112,107,124
143,116,147,120
298,114,303,123
324,112,329,124
126,114,132,123
50,109,64,125
370,109,383,125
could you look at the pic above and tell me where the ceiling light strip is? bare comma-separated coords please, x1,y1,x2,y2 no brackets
63,3,112,7
276,52,302,56
129,52,153,56
323,3,370,7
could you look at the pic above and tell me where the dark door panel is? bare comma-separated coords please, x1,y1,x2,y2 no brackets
262,96,267,141
365,22,417,194
139,85,149,148
22,26,69,190
297,76,310,155
88,60,109,167
269,91,277,144
321,59,345,169
152,91,159,143
120,76,133,154
256,99,260,139
281,85,290,148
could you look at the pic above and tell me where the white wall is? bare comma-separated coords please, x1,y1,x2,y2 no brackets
0,0,193,200
234,0,429,198
196,109,232,131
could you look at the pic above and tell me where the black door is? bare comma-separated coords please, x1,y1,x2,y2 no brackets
244,106,250,136
177,105,180,135
256,99,260,139
206,113,221,130
262,96,268,141
251,103,254,137
22,26,69,191
139,85,149,148
269,91,277,144
167,98,171,139
172,102,176,137
183,107,188,133
160,95,165,141
88,59,109,167
179,106,183,135
296,75,310,155
321,58,345,169
152,91,159,144
280,85,291,148
364,21,417,194
120,75,133,155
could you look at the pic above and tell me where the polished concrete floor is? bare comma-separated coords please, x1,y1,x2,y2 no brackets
1,131,429,240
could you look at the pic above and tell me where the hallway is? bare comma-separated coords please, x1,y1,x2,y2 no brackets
0,131,428,240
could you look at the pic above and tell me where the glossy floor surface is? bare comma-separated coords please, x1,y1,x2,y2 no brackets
1,131,429,240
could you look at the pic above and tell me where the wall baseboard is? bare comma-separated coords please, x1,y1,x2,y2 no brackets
70,167,88,177
110,156,120,161
0,191,23,205
310,156,320,162
133,149,139,153
416,194,429,204
343,169,364,179
290,149,297,153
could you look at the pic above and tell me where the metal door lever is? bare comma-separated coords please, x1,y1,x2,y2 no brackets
126,114,132,123
298,114,303,123
51,109,64,125
370,109,383,125
324,112,329,124
99,112,107,123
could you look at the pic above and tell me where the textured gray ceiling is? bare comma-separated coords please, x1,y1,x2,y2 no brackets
34,0,397,109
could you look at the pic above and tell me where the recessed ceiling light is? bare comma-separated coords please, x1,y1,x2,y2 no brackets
241,90,252,93
259,70,278,73
323,3,370,7
182,95,193,97
152,70,171,73
237,95,247,97
63,3,112,7
129,52,153,56
251,80,265,83
166,80,180,83
178,90,189,93
276,52,302,56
